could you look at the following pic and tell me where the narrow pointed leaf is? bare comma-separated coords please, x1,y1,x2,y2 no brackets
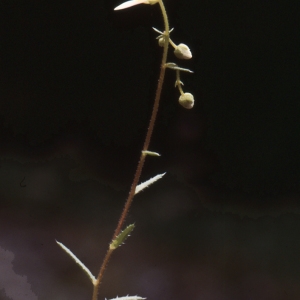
56,240,96,285
135,172,166,194
142,150,161,156
165,63,193,73
110,224,135,250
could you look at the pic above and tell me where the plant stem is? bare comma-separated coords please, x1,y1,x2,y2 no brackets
92,1,169,299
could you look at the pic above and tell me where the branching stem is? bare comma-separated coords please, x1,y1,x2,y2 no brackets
92,1,170,300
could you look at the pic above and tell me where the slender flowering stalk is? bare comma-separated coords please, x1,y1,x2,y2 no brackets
56,1,195,300
92,1,170,299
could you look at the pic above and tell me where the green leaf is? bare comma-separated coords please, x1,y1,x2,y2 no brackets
109,224,135,250
142,150,161,157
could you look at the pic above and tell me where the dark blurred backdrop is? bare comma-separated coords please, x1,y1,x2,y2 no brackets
0,0,300,299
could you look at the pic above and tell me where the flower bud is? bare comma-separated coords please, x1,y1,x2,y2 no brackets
179,93,194,109
174,43,192,59
158,37,165,47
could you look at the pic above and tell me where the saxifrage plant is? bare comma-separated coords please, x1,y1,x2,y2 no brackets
56,1,195,299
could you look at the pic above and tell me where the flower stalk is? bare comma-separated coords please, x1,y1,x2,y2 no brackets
56,0,194,299
92,1,170,299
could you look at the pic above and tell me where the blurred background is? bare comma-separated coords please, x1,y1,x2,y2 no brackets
0,0,300,299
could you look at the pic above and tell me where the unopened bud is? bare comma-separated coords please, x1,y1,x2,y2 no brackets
179,93,194,109
174,43,192,59
158,37,165,47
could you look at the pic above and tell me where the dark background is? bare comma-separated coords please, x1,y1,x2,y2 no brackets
0,0,300,299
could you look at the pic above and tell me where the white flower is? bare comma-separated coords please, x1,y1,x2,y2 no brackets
114,0,159,10
174,43,192,59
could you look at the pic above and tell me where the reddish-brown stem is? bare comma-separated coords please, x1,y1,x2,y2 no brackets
92,1,169,300
112,53,167,240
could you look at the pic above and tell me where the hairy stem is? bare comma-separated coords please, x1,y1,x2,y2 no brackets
92,1,169,299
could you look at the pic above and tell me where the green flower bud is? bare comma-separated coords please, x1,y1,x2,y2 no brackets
179,92,194,109
174,43,192,59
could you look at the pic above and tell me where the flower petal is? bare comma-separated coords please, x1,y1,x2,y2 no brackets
114,0,148,10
